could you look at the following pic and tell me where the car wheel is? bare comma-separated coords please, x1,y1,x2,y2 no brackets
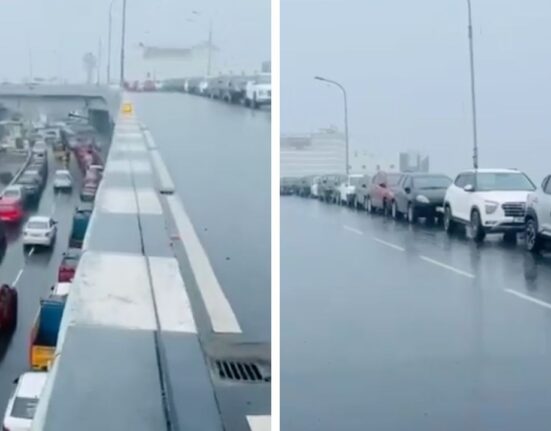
444,206,455,234
382,200,389,217
470,209,486,242
525,218,541,252
391,201,401,220
367,197,374,214
407,203,417,224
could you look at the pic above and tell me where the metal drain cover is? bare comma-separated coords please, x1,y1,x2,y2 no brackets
212,359,270,383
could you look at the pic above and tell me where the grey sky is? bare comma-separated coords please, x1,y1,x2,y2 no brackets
0,0,269,83
282,0,551,181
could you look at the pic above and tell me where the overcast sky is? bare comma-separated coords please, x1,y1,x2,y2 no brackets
0,0,269,83
282,0,551,181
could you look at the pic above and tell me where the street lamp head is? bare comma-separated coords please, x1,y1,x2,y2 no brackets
314,76,325,81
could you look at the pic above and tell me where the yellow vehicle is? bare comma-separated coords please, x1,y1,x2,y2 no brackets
29,296,65,371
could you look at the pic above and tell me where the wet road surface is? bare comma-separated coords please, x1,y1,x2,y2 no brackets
131,92,271,344
282,196,551,431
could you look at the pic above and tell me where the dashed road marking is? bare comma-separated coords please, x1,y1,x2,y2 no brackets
505,289,551,310
372,237,405,252
343,225,363,235
28,246,35,257
12,269,23,287
419,255,475,279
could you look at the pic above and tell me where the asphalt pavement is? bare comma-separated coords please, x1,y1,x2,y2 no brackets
282,196,551,431
0,145,89,413
130,92,271,344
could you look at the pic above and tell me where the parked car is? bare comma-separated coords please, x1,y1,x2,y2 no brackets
53,169,73,191
22,216,58,248
2,371,47,430
318,174,346,202
310,176,321,198
525,174,551,252
69,204,93,248
366,171,403,214
354,174,372,209
58,248,81,282
336,174,363,206
80,179,98,202
443,168,535,242
280,177,296,195
390,173,452,223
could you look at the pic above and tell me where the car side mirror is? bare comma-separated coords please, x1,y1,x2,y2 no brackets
404,187,411,194
464,184,474,192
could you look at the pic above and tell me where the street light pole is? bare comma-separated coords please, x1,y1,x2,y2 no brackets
466,0,479,171
120,0,127,86
315,76,350,176
107,0,116,84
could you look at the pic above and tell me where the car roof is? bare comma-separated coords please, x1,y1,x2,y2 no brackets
54,282,71,296
16,372,48,398
28,216,51,223
459,168,521,174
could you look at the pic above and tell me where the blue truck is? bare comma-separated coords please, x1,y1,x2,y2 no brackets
69,203,93,248
29,295,65,370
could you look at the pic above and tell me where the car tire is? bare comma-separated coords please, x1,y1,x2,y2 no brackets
391,201,401,220
382,200,390,217
407,203,418,224
470,209,486,242
444,205,455,234
367,196,374,214
525,218,541,253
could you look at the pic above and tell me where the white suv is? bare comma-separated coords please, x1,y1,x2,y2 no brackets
337,174,363,206
525,174,551,252
443,168,536,242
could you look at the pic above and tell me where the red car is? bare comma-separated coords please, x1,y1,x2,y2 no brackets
58,249,81,282
0,197,24,223
366,171,403,215
0,284,17,332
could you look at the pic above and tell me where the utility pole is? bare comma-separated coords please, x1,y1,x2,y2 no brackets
466,0,479,172
120,0,127,86
207,19,213,76
97,38,102,85
107,0,116,84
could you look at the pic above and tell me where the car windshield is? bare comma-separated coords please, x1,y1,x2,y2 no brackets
27,221,48,229
18,176,38,185
475,172,535,191
413,175,452,189
387,174,401,186
11,396,38,420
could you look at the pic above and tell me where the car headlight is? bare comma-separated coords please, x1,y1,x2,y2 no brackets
484,200,499,214
416,195,430,204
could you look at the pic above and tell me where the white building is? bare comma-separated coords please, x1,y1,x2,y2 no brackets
126,41,219,81
281,128,346,177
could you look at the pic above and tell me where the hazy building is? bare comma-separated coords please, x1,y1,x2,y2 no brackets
349,149,398,174
126,41,219,81
280,128,346,177
399,151,430,173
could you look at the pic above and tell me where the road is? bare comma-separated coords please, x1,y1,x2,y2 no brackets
131,92,271,344
0,147,88,411
282,196,551,431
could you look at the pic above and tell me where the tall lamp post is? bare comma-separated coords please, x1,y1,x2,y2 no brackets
106,0,116,84
120,0,128,86
466,0,479,171
315,76,350,176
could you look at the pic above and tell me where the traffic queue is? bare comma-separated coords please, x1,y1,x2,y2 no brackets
282,167,551,251
0,122,102,431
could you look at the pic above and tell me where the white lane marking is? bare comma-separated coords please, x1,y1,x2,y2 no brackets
247,416,271,431
28,247,35,257
148,256,197,333
12,269,23,287
150,149,175,192
419,255,475,279
505,289,551,310
166,194,241,333
343,225,363,235
372,237,405,252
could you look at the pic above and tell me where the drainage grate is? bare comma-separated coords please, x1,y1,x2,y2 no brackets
213,359,270,383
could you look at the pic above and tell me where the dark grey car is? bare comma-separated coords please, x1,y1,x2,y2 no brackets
318,174,346,202
390,173,452,223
